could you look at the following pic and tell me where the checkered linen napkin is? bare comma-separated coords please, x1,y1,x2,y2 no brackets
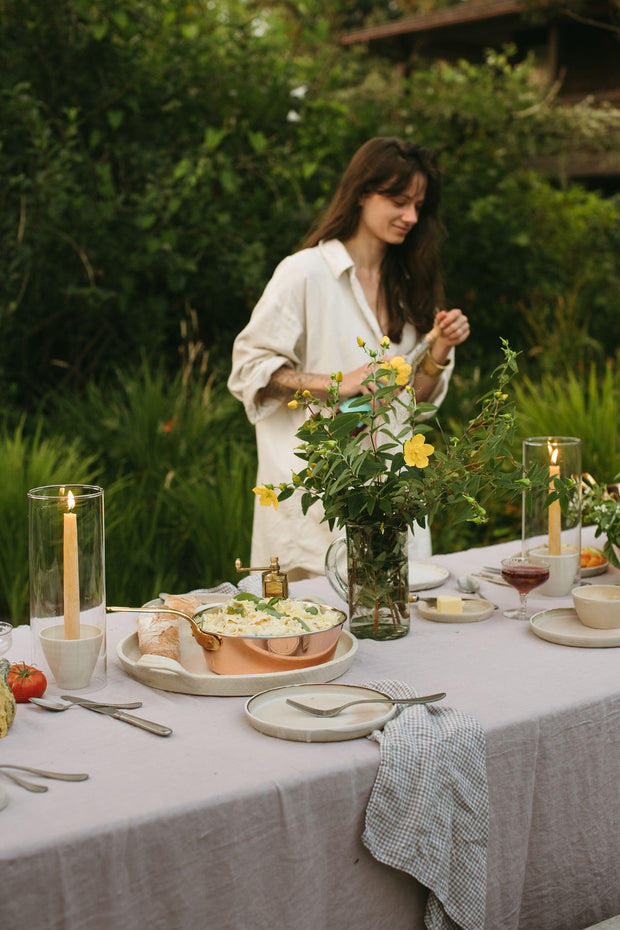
187,575,263,599
362,679,488,930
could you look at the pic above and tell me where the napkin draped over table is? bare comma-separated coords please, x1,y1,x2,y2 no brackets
362,680,488,930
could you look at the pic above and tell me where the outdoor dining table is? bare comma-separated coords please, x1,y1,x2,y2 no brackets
1,528,619,930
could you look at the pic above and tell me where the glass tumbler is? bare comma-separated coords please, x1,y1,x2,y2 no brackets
28,485,106,693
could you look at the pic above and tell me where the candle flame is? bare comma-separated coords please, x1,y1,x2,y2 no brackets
67,490,76,512
547,442,559,466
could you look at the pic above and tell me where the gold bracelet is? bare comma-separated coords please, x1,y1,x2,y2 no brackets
420,351,450,378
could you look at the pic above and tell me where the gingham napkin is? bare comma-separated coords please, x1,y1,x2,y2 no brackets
362,680,488,930
185,574,263,599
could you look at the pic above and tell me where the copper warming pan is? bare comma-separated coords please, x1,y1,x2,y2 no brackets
106,602,346,676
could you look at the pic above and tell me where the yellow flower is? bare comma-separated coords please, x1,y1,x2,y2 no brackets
252,486,279,510
390,356,413,386
357,336,365,347
403,434,435,468
288,399,298,409
335,371,343,383
381,335,390,349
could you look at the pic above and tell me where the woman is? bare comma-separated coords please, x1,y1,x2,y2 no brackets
228,137,470,579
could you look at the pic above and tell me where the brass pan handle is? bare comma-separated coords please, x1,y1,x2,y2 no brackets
105,606,223,652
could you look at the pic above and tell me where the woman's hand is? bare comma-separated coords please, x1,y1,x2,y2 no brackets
433,309,470,360
339,363,374,398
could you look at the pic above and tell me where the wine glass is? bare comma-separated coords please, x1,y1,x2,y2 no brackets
500,555,550,621
0,621,12,657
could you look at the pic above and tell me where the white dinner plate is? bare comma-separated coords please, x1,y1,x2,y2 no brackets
530,608,620,647
245,683,397,742
415,597,495,623
409,562,450,591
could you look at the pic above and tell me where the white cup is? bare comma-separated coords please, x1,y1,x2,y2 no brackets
39,624,103,689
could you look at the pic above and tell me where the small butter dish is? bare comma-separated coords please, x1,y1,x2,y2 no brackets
415,597,495,623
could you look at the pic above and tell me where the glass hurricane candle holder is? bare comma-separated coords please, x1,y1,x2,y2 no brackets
28,485,106,693
522,437,582,597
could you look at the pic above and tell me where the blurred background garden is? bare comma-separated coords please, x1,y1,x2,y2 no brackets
2,0,619,623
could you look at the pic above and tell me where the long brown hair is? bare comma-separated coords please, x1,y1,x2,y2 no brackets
303,137,445,340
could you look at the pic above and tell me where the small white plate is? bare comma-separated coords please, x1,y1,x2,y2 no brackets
245,683,397,742
409,563,450,592
581,561,609,577
415,597,495,623
530,608,620,647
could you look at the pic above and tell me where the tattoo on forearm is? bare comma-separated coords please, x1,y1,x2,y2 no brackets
258,366,330,404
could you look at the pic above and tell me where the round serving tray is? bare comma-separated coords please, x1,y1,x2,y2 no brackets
116,626,358,696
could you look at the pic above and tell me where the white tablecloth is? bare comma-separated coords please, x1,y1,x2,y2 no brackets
1,529,619,930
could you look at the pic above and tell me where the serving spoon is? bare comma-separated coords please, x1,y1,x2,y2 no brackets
286,691,446,718
457,575,481,594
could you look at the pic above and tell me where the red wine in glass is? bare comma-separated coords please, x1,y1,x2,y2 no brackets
501,556,550,620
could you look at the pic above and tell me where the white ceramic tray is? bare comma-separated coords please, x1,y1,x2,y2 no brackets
530,608,620,648
116,627,358,696
245,683,396,742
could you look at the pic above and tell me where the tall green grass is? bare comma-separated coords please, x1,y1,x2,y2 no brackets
1,357,257,623
0,420,99,623
5,346,616,620
514,362,620,480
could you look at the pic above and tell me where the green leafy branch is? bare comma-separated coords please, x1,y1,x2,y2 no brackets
257,338,565,534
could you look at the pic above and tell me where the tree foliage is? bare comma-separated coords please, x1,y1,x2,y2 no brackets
0,0,619,413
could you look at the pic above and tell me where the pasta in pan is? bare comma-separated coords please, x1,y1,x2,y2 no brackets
198,593,342,637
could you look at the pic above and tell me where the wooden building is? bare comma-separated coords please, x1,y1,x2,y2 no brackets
341,1,620,183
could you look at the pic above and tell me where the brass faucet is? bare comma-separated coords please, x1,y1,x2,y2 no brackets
234,555,289,599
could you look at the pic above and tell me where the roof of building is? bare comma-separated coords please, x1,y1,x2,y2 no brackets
340,0,529,46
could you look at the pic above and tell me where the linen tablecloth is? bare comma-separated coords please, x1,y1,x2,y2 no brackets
1,528,619,930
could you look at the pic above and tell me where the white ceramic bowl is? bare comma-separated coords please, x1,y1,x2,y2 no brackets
572,584,620,629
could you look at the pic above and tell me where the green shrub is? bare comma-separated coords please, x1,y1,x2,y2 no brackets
0,419,99,623
514,362,620,481
48,354,257,607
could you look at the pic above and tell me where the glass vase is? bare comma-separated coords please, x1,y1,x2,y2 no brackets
28,485,106,692
325,522,410,640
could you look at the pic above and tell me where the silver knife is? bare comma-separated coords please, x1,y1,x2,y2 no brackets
61,697,172,737
410,594,488,604
61,695,142,710
472,571,510,587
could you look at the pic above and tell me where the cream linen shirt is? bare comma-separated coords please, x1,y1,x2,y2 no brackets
228,239,454,576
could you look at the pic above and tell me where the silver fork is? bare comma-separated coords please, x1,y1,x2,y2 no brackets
0,770,49,792
285,691,446,718
0,765,88,782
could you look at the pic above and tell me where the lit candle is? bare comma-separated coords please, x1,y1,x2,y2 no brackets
548,444,561,556
63,490,80,640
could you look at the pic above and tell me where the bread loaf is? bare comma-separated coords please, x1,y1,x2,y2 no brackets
137,593,202,660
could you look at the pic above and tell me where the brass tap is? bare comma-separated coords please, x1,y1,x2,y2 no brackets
234,555,289,599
